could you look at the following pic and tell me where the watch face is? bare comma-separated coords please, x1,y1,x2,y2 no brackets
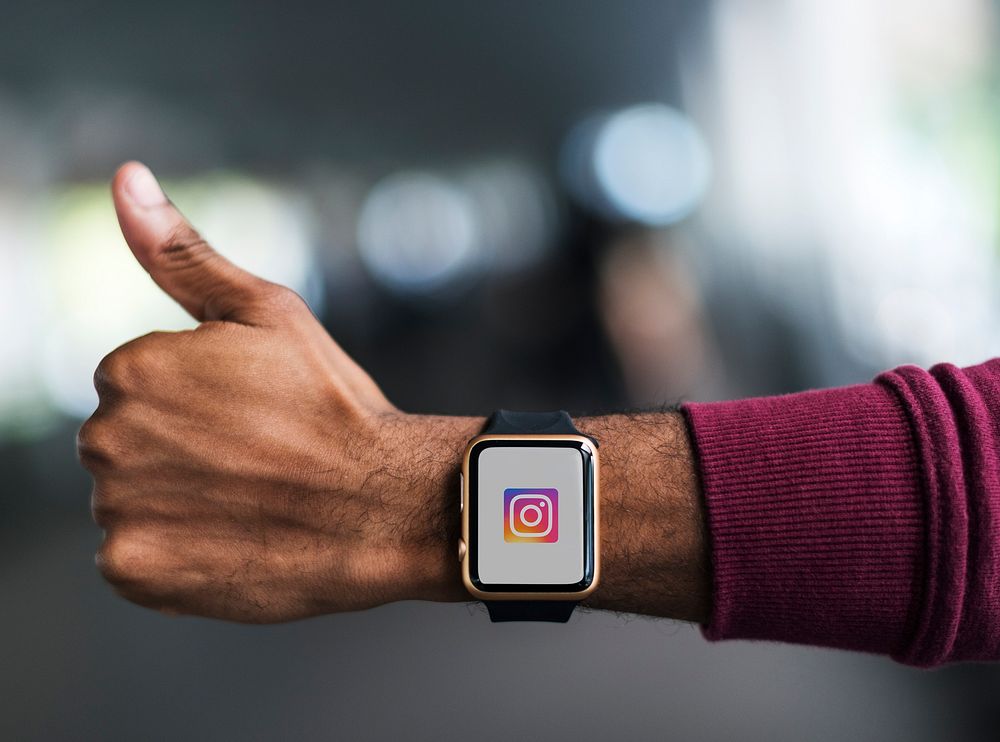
466,438,596,594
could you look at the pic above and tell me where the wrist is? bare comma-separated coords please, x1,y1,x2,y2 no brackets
347,410,710,623
371,413,484,605
577,412,710,622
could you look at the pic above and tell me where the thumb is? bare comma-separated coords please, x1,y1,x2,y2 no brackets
112,161,274,324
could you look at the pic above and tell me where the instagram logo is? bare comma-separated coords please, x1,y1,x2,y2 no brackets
504,488,559,543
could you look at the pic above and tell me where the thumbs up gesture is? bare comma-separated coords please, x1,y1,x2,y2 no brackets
78,163,473,621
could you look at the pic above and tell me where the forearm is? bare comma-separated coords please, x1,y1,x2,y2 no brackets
406,412,710,622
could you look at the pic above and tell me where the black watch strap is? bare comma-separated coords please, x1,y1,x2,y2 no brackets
483,410,598,446
485,600,577,623
481,410,590,623
486,410,579,436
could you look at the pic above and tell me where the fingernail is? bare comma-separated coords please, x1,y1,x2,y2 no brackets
125,164,167,207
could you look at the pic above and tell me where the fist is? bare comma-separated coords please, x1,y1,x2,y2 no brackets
78,163,458,621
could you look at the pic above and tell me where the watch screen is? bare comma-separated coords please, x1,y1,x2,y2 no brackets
470,440,594,590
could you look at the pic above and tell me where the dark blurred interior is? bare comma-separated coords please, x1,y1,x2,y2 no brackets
3,1,1000,740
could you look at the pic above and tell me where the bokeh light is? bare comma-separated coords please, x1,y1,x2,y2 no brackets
357,171,482,295
562,103,712,226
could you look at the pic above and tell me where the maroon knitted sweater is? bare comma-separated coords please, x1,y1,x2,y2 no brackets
682,360,1000,667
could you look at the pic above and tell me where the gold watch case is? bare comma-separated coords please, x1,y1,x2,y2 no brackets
460,433,600,601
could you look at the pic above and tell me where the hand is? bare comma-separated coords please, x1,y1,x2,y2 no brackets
78,162,476,622
79,162,709,626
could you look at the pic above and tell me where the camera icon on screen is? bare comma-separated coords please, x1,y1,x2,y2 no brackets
504,488,559,543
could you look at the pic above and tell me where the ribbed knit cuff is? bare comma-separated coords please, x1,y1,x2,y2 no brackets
682,383,925,656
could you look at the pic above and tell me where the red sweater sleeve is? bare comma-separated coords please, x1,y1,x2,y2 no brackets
681,359,1000,667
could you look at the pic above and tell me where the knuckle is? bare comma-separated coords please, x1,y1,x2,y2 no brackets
95,536,128,584
97,532,155,587
93,349,131,396
77,417,115,469
94,334,170,397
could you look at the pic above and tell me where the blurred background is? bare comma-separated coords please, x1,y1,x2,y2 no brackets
2,0,999,739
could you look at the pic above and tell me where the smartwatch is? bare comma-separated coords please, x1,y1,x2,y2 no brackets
459,410,600,622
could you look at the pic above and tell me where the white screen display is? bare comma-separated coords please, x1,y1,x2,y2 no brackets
475,445,587,585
